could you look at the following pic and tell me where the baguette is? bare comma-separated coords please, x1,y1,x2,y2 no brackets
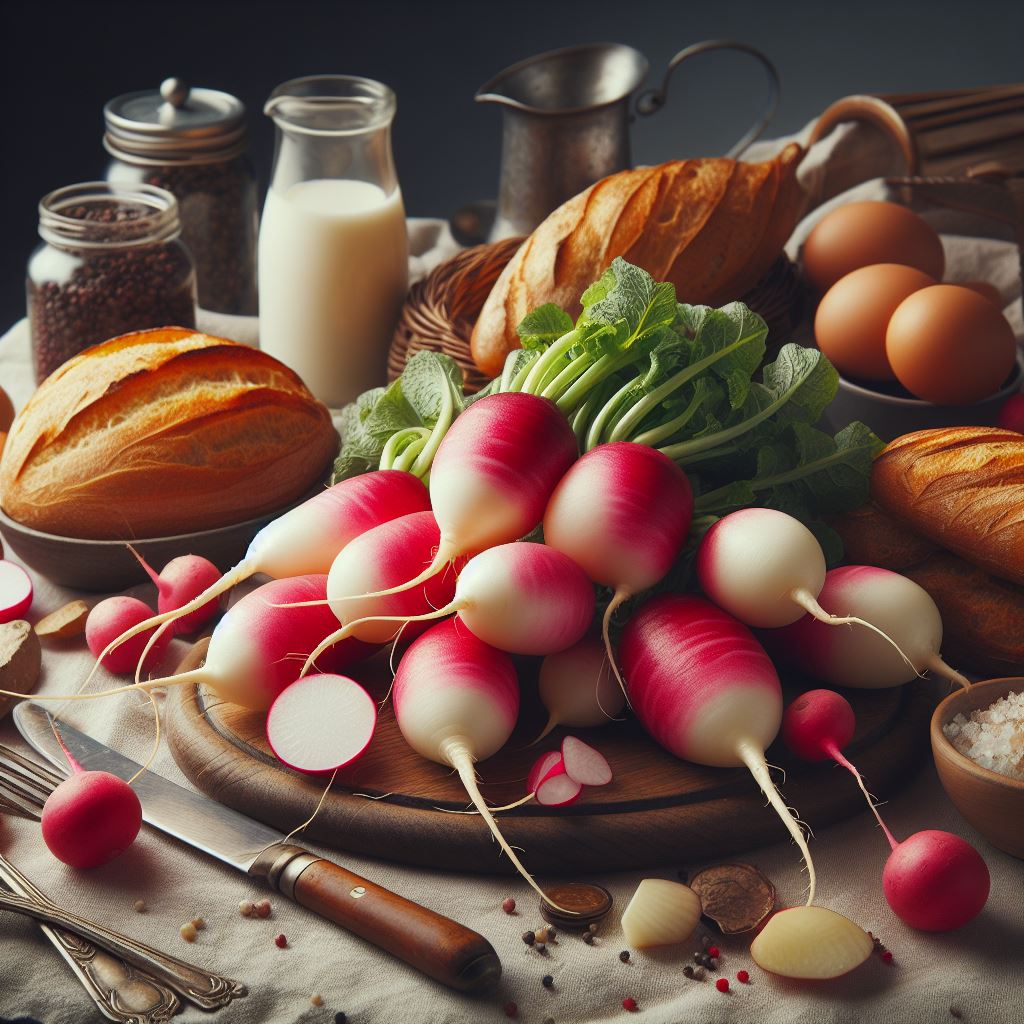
870,426,1024,587
0,327,338,539
471,145,806,379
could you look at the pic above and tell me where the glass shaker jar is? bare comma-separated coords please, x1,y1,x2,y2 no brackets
26,182,197,382
259,75,408,408
105,78,258,315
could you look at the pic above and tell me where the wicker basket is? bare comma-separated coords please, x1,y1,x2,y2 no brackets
389,239,803,393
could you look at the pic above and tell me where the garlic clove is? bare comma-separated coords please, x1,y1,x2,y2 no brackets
621,878,701,949
750,906,873,979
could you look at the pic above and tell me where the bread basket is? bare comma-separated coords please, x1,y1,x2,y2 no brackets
389,241,803,393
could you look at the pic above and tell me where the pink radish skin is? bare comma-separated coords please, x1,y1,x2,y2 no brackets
527,751,563,793
304,542,596,672
782,689,856,763
267,674,377,774
620,593,818,904
341,394,578,606
774,565,969,690
543,442,693,694
0,560,33,623
86,597,172,676
129,550,222,634
534,765,583,807
394,618,565,907
41,771,142,869
93,470,430,679
561,736,612,787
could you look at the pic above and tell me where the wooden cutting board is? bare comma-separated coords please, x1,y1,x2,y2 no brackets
165,639,936,875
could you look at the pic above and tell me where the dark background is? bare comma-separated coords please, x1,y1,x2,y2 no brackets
3,0,1023,328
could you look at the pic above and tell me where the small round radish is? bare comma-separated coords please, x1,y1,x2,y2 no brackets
535,635,626,741
0,560,33,624
543,442,693,693
773,565,969,690
883,830,989,931
86,597,171,676
997,393,1024,433
41,771,142,869
782,689,856,763
527,751,563,793
534,765,583,807
128,549,222,634
267,674,377,774
560,736,612,787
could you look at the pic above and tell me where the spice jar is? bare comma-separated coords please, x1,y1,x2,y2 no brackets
27,182,196,382
105,78,258,315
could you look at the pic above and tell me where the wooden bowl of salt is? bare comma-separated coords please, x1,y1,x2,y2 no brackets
931,678,1024,859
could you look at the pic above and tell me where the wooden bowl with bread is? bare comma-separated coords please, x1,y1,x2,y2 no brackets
0,327,338,590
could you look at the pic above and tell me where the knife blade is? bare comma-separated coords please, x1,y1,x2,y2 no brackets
13,702,501,993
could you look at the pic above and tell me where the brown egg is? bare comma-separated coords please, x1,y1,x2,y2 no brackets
960,280,1002,307
802,201,945,293
885,284,1017,405
814,264,935,381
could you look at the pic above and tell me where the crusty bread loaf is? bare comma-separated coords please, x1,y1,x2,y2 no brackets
0,328,338,539
870,427,1024,586
470,145,806,379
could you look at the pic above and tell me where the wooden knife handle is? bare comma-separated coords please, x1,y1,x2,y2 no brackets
251,844,501,992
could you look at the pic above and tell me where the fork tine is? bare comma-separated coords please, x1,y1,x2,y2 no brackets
0,743,66,787
0,783,43,821
0,758,57,802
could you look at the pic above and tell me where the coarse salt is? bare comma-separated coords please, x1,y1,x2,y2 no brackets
943,691,1024,781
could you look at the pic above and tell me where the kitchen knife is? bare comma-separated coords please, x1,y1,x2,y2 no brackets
13,702,501,993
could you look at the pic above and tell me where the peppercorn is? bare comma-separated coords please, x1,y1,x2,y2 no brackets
683,965,694,978
536,942,547,954
179,923,197,943
239,900,254,918
692,951,703,963
709,958,719,971
274,934,287,949
623,997,638,1011
133,900,147,913
522,930,536,946
334,1014,347,1024
619,950,631,963
191,918,206,931
693,967,706,981
707,945,720,958
502,897,516,914
310,994,324,1007
737,969,750,983
504,1001,518,1018
881,951,894,964
255,899,272,919
716,978,730,993
546,926,557,942
582,932,595,945
535,927,548,944
542,974,554,989
588,923,599,934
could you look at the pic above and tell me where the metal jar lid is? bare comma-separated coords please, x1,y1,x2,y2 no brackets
104,78,247,165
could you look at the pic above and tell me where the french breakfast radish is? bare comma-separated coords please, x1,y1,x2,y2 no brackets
337,393,578,604
86,597,171,676
535,635,625,741
783,688,989,931
774,566,969,689
393,617,564,902
303,542,596,673
90,470,430,678
620,593,818,903
543,442,693,694
128,548,222,634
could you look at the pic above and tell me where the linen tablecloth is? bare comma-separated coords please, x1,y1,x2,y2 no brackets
2,141,1024,1024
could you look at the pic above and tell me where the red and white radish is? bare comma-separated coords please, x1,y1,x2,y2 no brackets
0,560,32,624
620,593,818,903
782,688,989,931
774,565,969,689
338,393,578,604
89,470,430,676
86,597,172,676
534,765,583,807
543,442,693,694
304,542,596,672
526,751,563,793
128,548,222,634
697,508,916,666
535,635,625,741
267,674,377,774
560,735,612,787
393,618,563,904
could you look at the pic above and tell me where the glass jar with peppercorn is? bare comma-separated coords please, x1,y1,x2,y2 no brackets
26,181,197,383
104,78,258,315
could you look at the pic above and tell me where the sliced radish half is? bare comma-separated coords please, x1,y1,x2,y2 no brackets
267,674,377,774
527,751,563,793
535,766,583,807
0,560,32,624
561,735,612,787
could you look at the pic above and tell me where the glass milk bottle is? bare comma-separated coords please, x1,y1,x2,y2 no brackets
259,76,408,408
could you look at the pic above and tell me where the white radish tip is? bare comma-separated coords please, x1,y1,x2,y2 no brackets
534,771,583,807
560,736,613,787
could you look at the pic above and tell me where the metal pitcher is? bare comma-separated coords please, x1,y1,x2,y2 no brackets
476,40,779,240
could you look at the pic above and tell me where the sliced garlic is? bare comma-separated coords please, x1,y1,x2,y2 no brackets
750,906,873,979
621,878,701,949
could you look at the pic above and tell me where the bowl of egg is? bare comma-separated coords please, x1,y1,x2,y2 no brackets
802,200,1022,441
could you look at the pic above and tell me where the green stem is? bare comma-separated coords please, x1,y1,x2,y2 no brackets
380,427,430,471
521,329,581,394
540,351,592,400
571,387,605,445
557,348,640,416
409,379,457,478
393,437,428,474
629,384,712,448
585,374,641,450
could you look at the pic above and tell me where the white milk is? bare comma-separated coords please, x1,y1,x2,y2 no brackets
258,179,408,408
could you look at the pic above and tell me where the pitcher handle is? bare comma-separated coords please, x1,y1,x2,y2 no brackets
635,40,780,158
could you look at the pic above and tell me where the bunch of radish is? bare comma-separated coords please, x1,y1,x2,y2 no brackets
527,736,613,807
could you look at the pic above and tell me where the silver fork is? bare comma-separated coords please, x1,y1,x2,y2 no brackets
0,743,246,1014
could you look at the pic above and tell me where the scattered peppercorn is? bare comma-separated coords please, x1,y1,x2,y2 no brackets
950,1008,963,1020
623,997,638,1012
709,958,719,971
239,900,254,918
543,1018,555,1024
274,934,288,949
737,969,750,984
502,897,516,914
582,932,595,945
542,974,554,989
716,978,730,993
692,951,703,964
133,900,147,913
536,942,547,954
881,951,894,965
707,945,720,958
522,930,535,946
619,950,631,963
535,927,548,944
179,923,197,943
310,994,324,1007
546,926,557,942
588,923,599,934
255,900,272,919
693,967,706,981
334,1013,347,1024
191,918,206,931
683,965,694,979
504,1001,518,1018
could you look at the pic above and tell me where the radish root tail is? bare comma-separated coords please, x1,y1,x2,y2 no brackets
332,541,456,605
828,745,899,851
601,590,631,705
923,653,971,691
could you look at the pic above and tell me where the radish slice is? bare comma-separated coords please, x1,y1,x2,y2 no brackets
535,767,583,807
561,736,612,787
267,674,377,774
527,751,563,793
0,560,32,624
